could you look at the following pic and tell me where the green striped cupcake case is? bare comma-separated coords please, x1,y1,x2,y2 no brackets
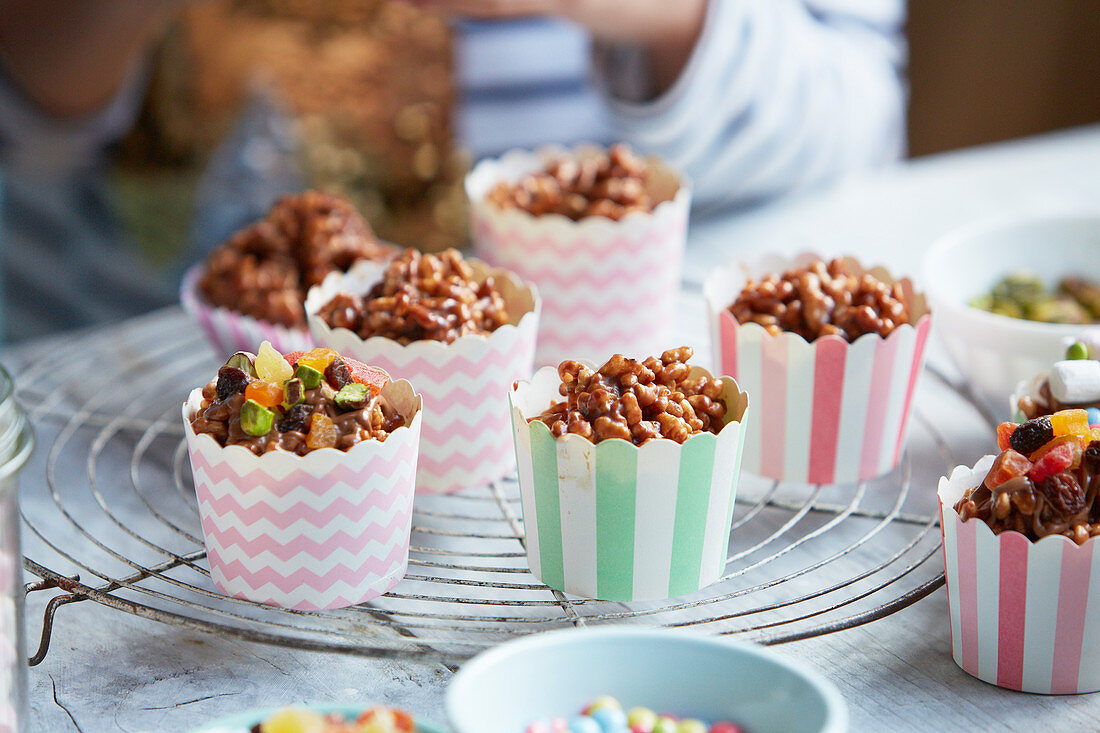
510,365,749,601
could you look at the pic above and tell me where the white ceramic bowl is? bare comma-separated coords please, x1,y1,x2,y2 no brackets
446,628,847,733
923,213,1100,404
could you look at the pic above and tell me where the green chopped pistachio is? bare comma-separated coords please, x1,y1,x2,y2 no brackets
282,378,304,409
225,351,257,377
295,363,324,389
240,399,274,437
334,383,370,411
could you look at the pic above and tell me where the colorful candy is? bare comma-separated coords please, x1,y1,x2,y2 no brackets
526,698,745,733
1066,341,1091,360
257,706,414,733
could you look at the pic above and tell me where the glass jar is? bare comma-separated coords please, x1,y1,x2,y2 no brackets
0,367,33,733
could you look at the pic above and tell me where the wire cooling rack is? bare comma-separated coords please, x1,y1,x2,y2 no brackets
5,309,996,665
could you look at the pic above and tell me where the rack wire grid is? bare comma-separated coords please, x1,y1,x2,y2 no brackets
6,308,997,666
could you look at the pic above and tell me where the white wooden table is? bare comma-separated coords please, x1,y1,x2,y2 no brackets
6,124,1100,732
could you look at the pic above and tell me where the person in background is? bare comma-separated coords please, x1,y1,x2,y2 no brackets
0,0,905,341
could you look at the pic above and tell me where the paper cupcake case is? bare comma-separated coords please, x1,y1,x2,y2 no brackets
182,380,422,611
180,264,314,359
939,458,1100,694
509,365,749,602
704,254,932,485
305,259,540,494
465,144,691,366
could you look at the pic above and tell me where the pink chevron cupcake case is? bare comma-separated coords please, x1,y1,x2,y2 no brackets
183,344,422,610
305,249,539,494
465,144,691,367
704,253,932,484
180,191,397,360
940,450,1100,694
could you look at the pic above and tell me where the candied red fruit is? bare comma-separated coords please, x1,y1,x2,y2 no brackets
996,422,1016,452
983,449,1033,490
1028,441,1075,483
1039,473,1087,515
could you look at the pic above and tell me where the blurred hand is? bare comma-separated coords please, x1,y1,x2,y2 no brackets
407,0,708,92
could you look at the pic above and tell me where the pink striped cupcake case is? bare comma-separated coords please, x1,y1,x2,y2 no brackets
465,145,691,367
305,259,540,494
180,265,314,359
704,254,932,485
183,379,422,611
940,458,1100,694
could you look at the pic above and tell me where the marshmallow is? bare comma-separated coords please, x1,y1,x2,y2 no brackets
1050,360,1100,405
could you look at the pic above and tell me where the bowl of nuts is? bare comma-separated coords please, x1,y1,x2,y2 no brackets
923,213,1100,405
703,253,931,485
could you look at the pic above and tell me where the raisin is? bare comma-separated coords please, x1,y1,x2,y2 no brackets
1086,440,1100,472
1009,416,1054,455
216,366,250,401
325,357,354,389
277,403,312,433
1039,473,1087,515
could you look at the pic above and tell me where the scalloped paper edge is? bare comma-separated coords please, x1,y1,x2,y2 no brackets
510,361,750,452
181,377,424,468
465,143,692,235
702,252,931,352
303,257,541,358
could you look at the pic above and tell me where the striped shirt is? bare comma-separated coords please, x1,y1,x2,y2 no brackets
0,0,906,341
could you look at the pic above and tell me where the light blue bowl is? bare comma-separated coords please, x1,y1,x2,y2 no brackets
447,629,847,733
190,704,449,733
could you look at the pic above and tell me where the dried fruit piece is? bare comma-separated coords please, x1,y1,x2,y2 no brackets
983,449,1033,490
240,399,275,437
346,360,390,393
276,403,312,433
1066,341,1090,360
255,340,294,383
334,383,370,411
325,357,354,388
1039,473,1087,515
1085,440,1100,471
1028,441,1075,483
1008,417,1053,455
997,422,1017,452
296,347,340,373
1051,409,1090,438
305,412,338,449
282,378,304,408
215,366,250,401
224,351,257,376
245,380,284,408
294,363,324,390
